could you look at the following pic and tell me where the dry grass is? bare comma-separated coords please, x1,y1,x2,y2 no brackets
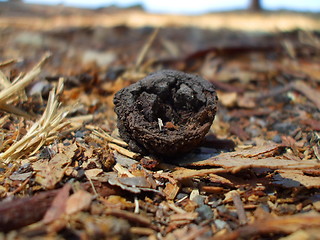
0,54,70,163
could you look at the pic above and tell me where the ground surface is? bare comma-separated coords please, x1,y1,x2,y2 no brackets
0,2,320,240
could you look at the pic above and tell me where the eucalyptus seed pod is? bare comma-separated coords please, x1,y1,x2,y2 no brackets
113,70,218,157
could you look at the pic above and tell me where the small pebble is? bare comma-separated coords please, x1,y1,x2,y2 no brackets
273,122,297,134
215,219,227,230
272,135,282,143
196,205,214,221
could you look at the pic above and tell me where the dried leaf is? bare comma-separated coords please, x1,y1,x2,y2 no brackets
118,176,152,188
9,171,33,181
186,143,320,172
33,152,73,189
63,143,78,158
229,124,250,141
209,174,233,186
293,80,320,110
232,142,279,157
219,91,237,108
189,156,320,173
42,184,71,224
85,168,103,178
163,182,180,200
65,190,92,215
171,168,226,181
302,119,320,131
92,172,162,195
213,212,320,240
170,212,198,222
274,170,320,188
237,94,256,108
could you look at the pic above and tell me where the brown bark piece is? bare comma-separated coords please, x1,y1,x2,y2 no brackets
0,190,58,232
213,213,320,240
163,182,180,200
42,184,71,224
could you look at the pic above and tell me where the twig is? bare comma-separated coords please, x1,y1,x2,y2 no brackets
130,227,155,236
86,175,98,197
135,28,159,70
230,190,247,225
134,196,140,214
6,177,31,197
68,114,94,123
104,209,158,231
0,102,35,119
0,58,19,68
114,163,135,177
108,143,139,159
167,202,187,214
92,128,128,147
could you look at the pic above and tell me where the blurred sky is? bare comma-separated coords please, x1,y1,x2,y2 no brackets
8,0,320,14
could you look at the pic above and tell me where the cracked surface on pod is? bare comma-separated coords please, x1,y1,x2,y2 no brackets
113,70,218,157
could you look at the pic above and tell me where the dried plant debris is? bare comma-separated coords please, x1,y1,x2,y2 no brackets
186,142,320,172
0,189,58,232
114,69,218,157
1,7,320,240
0,55,71,164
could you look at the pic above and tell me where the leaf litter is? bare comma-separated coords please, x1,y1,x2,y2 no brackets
0,3,320,239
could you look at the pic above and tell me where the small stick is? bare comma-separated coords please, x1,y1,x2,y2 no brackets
167,202,186,214
68,114,94,123
0,59,19,68
86,175,98,197
230,190,248,225
93,129,128,147
134,196,139,214
104,209,158,231
130,227,155,236
114,163,135,177
108,143,139,159
6,177,30,197
0,102,35,119
135,28,159,70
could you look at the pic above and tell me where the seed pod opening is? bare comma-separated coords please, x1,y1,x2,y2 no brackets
113,70,218,157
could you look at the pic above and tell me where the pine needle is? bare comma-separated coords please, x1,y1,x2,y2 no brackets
0,53,51,119
0,68,69,163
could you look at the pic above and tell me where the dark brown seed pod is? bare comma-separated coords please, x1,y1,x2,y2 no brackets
113,70,218,157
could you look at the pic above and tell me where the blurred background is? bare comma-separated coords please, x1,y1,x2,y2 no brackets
1,0,320,14
1,0,319,76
